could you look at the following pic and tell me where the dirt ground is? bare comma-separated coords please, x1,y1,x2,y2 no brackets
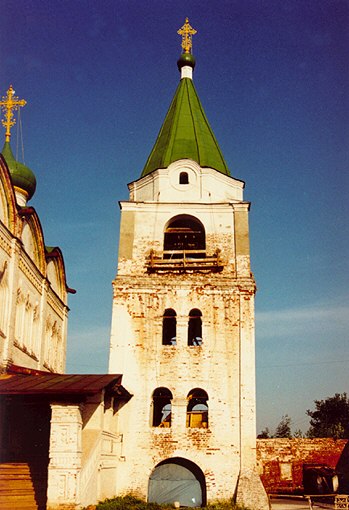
270,496,335,509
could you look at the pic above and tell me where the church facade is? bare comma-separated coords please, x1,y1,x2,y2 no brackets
109,19,268,510
0,86,69,373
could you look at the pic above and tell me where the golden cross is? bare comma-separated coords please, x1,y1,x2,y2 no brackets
0,85,26,142
177,18,197,54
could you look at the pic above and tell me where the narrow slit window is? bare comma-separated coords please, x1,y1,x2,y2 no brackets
162,309,177,345
179,172,189,184
188,309,202,346
152,387,173,427
186,389,208,428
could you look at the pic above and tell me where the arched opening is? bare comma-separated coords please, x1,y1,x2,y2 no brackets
164,215,205,259
148,457,206,507
179,171,189,184
188,308,202,346
186,389,209,429
162,309,177,345
152,387,172,427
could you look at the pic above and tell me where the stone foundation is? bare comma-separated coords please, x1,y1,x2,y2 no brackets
235,468,270,510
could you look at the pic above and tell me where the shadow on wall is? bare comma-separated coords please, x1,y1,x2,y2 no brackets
337,441,349,493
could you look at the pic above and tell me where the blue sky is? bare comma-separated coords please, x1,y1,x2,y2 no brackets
1,0,348,434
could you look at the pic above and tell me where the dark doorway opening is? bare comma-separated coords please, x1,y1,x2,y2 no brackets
0,396,51,510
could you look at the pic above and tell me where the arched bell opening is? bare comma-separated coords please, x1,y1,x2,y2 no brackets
188,308,202,346
186,388,209,428
162,308,177,345
163,215,205,259
151,387,173,427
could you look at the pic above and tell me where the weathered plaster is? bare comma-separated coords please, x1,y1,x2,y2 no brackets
109,160,268,508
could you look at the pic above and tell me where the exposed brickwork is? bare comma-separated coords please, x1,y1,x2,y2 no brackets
257,438,349,494
109,162,268,509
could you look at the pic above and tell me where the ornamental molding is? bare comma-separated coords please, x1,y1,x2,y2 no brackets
0,260,7,284
0,228,12,255
46,286,66,314
18,256,42,293
13,341,39,361
16,287,24,304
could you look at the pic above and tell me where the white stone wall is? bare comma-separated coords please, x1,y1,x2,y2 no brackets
129,160,244,203
109,160,268,507
46,394,123,509
117,201,252,278
109,278,255,501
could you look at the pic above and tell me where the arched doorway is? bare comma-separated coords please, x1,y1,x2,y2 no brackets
148,457,206,507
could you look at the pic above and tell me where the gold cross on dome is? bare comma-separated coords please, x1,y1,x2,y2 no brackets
0,85,27,142
177,18,197,54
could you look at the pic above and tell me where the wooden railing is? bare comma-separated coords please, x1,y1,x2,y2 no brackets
335,495,349,509
146,249,224,272
269,494,349,509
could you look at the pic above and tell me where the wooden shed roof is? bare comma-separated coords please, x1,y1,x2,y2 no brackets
0,366,130,399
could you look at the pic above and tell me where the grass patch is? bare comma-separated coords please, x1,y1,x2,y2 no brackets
84,495,249,510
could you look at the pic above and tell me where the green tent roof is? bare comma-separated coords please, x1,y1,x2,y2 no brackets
141,77,230,177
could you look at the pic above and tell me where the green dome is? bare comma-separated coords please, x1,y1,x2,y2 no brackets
1,141,36,199
177,53,196,71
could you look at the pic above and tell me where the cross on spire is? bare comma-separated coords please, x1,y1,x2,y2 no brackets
177,18,197,54
0,85,26,142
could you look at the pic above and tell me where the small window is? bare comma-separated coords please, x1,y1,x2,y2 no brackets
179,172,189,184
186,389,208,428
279,462,292,480
162,309,177,345
188,309,202,346
152,387,172,427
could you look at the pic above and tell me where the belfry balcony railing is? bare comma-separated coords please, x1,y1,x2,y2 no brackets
146,248,224,272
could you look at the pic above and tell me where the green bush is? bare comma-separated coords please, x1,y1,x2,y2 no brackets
85,495,249,510
90,495,173,510
204,499,249,510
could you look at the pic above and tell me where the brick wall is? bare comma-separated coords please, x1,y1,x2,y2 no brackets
256,438,349,494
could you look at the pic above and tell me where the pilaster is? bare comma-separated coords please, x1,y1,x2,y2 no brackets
4,238,21,364
47,403,83,510
170,397,187,432
238,291,257,469
39,279,49,368
175,317,188,348
233,203,251,277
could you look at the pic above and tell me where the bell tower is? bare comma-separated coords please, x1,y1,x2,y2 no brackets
109,19,268,510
